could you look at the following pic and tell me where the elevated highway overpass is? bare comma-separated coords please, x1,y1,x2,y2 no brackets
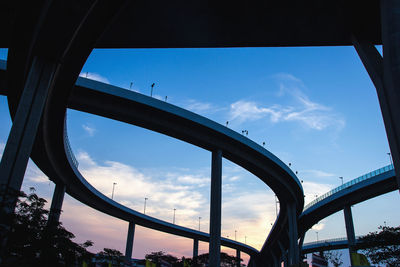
1,1,399,266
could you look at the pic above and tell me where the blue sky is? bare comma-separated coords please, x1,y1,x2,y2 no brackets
0,47,399,265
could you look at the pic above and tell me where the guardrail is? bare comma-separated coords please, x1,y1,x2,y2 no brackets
303,164,394,211
64,116,79,168
303,236,363,247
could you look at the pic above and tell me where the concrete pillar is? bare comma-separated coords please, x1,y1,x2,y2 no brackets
343,205,356,258
278,241,288,267
0,57,56,256
271,252,278,267
287,202,299,265
209,149,222,267
236,249,241,267
353,0,400,188
124,221,135,264
193,239,198,267
47,183,66,227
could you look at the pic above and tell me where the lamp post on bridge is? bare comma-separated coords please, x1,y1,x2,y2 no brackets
173,208,176,224
339,176,343,186
387,152,393,165
198,216,201,231
316,232,319,242
111,182,117,200
144,197,148,214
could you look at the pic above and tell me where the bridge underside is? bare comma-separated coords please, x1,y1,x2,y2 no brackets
0,1,381,48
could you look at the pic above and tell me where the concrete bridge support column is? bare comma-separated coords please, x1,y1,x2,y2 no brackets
209,150,222,267
47,183,66,227
236,249,241,267
343,205,356,261
287,202,300,265
0,57,56,257
193,239,198,267
353,0,400,189
271,252,278,267
124,221,135,264
279,241,288,267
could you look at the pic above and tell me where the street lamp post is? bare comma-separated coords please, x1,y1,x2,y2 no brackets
150,83,155,97
316,232,319,241
198,217,201,231
144,197,148,214
387,152,393,165
339,176,343,186
235,230,237,241
111,182,117,200
173,208,176,224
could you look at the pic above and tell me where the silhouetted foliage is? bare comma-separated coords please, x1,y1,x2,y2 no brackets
145,251,179,266
98,248,124,266
144,251,244,267
193,252,244,267
359,225,400,266
324,250,343,267
1,188,93,266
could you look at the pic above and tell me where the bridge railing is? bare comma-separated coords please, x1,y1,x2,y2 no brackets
64,115,79,168
303,164,394,211
303,236,363,247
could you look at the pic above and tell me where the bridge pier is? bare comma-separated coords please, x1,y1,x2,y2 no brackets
236,249,241,267
193,239,198,266
271,252,278,267
287,202,300,265
0,57,56,258
209,150,222,267
353,0,400,189
124,221,135,264
343,205,356,262
47,183,66,227
278,241,288,267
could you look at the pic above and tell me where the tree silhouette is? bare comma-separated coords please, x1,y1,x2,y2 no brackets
324,250,343,267
98,248,124,266
1,188,93,266
359,225,400,266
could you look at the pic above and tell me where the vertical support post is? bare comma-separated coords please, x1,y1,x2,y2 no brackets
353,0,400,189
381,0,400,188
47,183,66,227
287,202,299,265
278,241,288,267
124,221,135,264
271,252,278,267
236,249,241,267
0,57,56,257
193,238,198,267
343,205,356,262
209,149,222,267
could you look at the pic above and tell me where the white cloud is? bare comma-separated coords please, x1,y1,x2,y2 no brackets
222,191,277,249
311,222,326,231
176,175,209,186
75,151,208,227
301,169,336,179
229,74,345,131
302,181,333,206
230,101,284,123
183,99,224,115
79,72,110,84
82,124,96,136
